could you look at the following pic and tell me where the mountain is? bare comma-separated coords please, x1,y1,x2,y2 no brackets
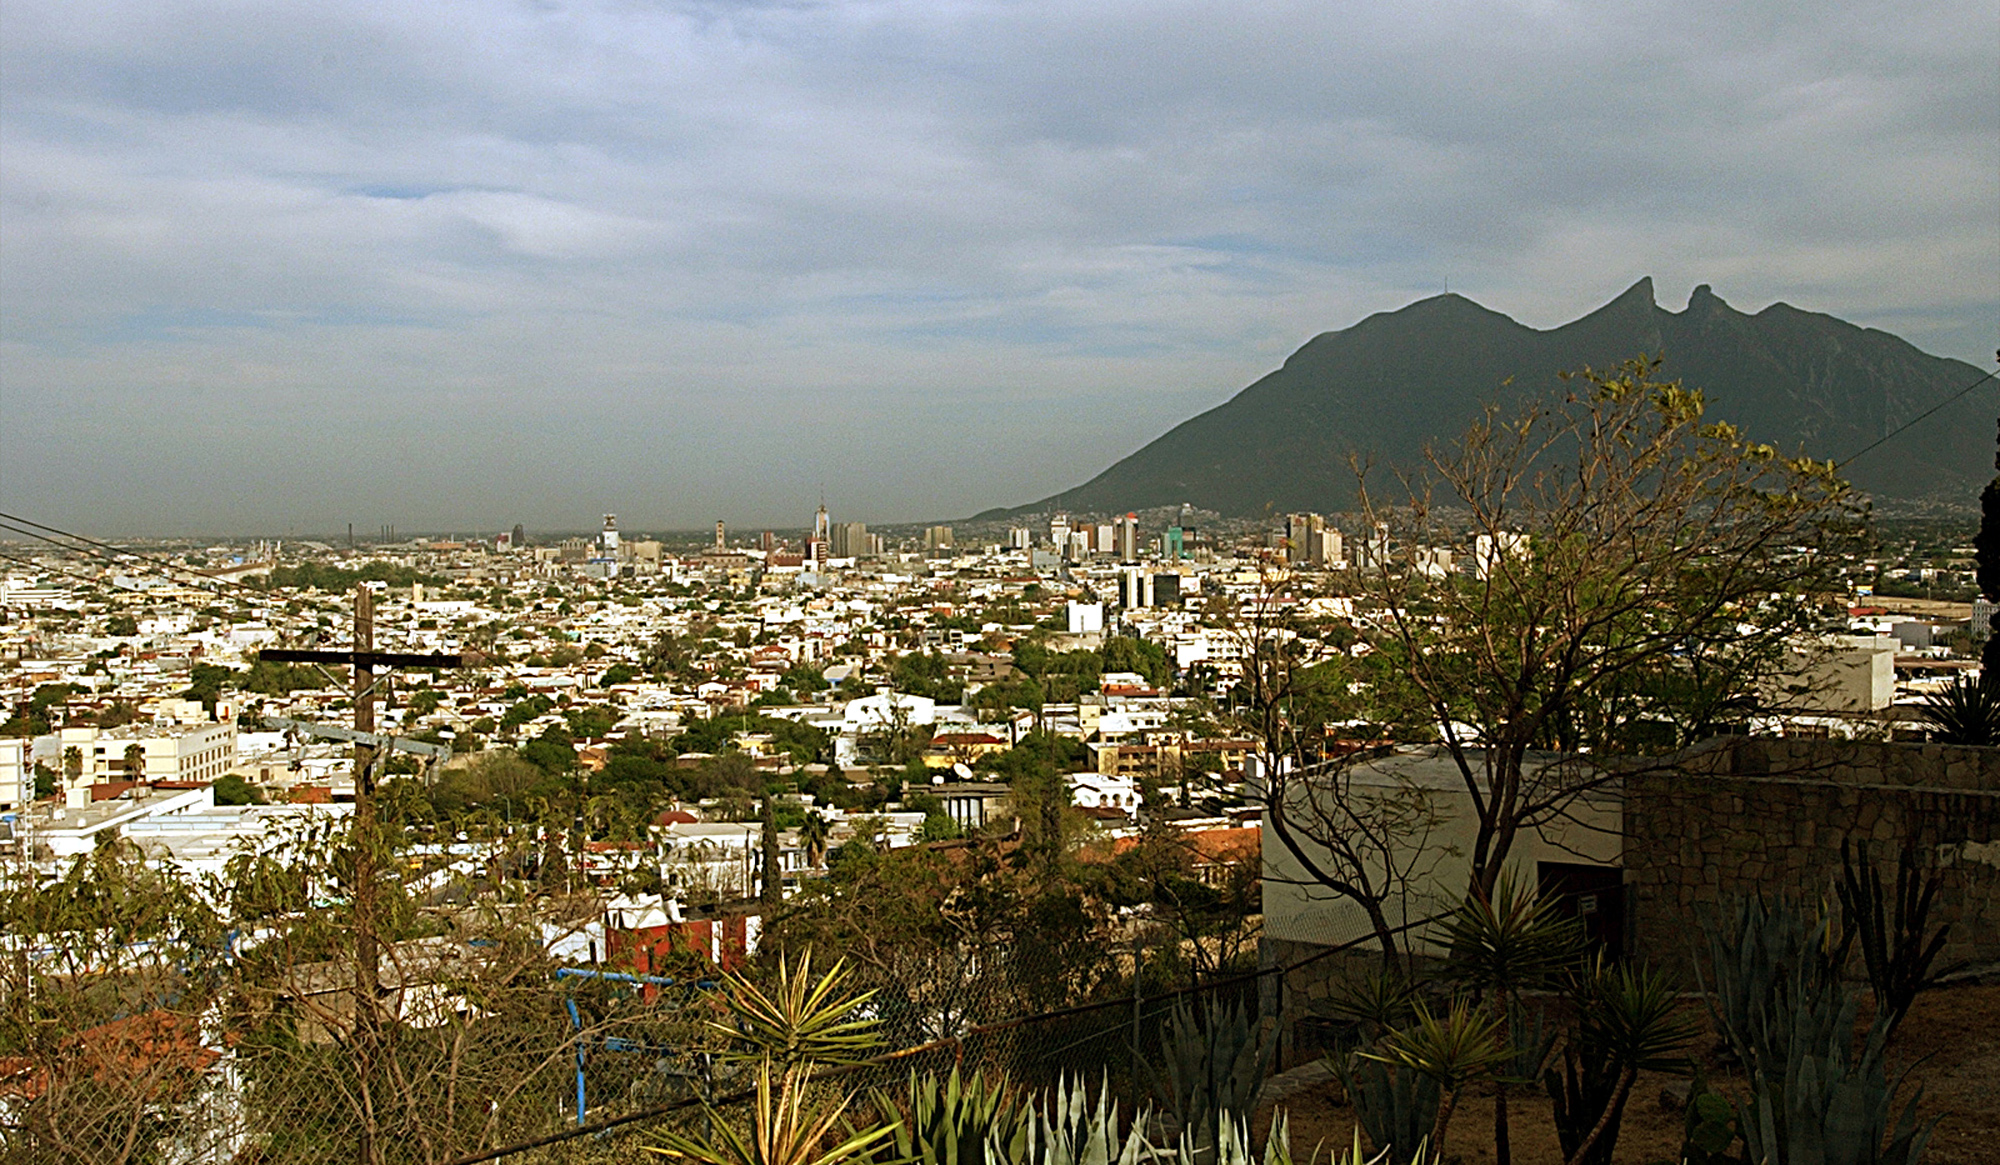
980,279,1995,519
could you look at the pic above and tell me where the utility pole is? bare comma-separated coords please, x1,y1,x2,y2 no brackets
352,584,381,1165
256,592,466,1165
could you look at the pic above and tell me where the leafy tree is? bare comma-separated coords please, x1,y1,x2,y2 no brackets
213,772,266,806
519,724,577,774
1350,358,1853,898
1099,635,1170,687
562,705,617,739
182,662,237,713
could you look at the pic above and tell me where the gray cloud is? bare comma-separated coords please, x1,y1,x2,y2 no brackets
2,0,1993,535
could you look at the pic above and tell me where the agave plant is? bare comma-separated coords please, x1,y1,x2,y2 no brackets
1007,1076,1152,1165
871,1066,1025,1165
1701,896,1940,1165
1165,1112,1396,1165
709,952,883,1069
645,1059,901,1165
1144,994,1277,1156
1332,1053,1440,1165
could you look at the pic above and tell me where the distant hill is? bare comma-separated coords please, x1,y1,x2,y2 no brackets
978,279,1995,519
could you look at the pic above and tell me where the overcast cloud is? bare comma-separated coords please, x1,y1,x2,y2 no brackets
2,0,1994,536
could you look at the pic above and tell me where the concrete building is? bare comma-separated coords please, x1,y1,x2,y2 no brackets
0,737,28,813
54,721,237,795
1115,514,1139,563
832,522,871,559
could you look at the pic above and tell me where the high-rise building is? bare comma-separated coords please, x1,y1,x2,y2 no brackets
1161,526,1185,560
808,504,832,566
1118,567,1152,608
1115,513,1138,563
512,523,527,548
715,520,727,550
1008,527,1032,551
1096,524,1114,554
1049,513,1070,549
1310,526,1344,568
599,514,620,557
833,522,870,558
924,525,954,552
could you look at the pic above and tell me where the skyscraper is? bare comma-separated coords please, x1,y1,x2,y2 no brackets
833,522,870,559
512,523,527,548
1115,513,1138,563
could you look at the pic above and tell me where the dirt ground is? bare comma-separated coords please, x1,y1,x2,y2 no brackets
1255,983,2000,1164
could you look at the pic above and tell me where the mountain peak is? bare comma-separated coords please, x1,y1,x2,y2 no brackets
989,282,1988,519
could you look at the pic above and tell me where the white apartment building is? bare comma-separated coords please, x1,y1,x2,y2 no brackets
54,721,237,792
0,737,28,813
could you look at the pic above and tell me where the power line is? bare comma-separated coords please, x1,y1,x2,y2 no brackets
0,512,250,597
0,547,116,591
1838,358,2000,469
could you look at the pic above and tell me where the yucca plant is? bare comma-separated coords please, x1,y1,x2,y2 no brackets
710,952,883,1068
1360,998,1504,1161
1545,961,1694,1165
1321,971,1420,1046
870,1066,1025,1165
1144,994,1278,1157
1915,673,2000,745
1439,874,1581,1165
1835,839,1952,1041
645,1059,903,1165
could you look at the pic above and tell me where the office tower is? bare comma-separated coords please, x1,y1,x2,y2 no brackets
1008,527,1031,551
1049,513,1070,548
1115,513,1138,563
924,525,954,551
832,522,869,559
599,514,619,556
512,523,527,548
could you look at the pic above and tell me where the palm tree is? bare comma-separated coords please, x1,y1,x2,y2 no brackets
798,811,831,869
62,746,83,789
123,743,148,781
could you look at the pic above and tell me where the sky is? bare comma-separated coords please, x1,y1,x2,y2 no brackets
2,0,1994,538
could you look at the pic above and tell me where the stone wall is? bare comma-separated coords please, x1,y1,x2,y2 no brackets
1625,738,2000,977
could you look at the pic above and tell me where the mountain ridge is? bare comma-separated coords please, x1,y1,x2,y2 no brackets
976,280,1994,520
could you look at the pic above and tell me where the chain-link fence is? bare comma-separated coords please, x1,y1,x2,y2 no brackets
0,828,1398,1165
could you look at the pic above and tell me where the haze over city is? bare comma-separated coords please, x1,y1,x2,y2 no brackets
2,0,1994,534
